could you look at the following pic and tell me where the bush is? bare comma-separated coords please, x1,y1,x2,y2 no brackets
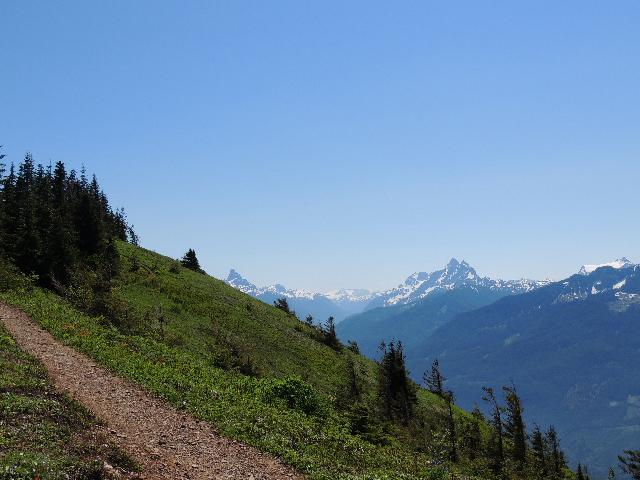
0,258,33,292
260,376,325,416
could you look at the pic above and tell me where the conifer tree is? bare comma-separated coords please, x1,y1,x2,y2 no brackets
503,383,527,469
619,450,640,479
577,463,585,480
347,340,360,354
378,341,417,425
0,152,133,307
274,297,292,314
444,390,458,462
482,386,504,476
424,358,446,398
608,466,616,480
546,425,566,479
323,316,341,350
180,248,203,272
530,424,547,479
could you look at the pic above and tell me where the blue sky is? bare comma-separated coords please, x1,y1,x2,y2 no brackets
1,1,639,291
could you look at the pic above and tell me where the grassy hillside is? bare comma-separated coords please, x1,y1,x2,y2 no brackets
0,242,490,480
0,324,137,479
114,241,378,396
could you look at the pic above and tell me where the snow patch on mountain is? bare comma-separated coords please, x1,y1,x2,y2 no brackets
579,258,633,275
368,258,549,308
553,262,639,305
225,270,376,305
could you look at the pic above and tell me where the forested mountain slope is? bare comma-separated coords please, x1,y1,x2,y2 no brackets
410,265,640,478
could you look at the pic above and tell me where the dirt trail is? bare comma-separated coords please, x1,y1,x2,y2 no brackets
0,303,303,480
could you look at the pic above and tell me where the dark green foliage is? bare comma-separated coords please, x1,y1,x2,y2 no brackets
322,316,341,350
608,466,616,480
459,407,484,460
424,358,446,398
619,450,640,479
482,386,505,476
180,248,204,273
336,356,362,409
260,375,325,416
347,339,360,354
0,153,130,313
577,463,585,480
546,425,566,479
530,424,547,478
273,296,293,315
378,341,417,425
444,390,458,462
502,383,526,469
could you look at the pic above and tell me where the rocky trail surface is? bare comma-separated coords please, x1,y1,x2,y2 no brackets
0,303,303,480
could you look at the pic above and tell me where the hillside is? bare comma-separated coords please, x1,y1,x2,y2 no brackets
409,265,640,477
0,241,493,480
0,155,580,479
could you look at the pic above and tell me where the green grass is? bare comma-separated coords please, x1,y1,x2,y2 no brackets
0,242,491,479
0,323,137,479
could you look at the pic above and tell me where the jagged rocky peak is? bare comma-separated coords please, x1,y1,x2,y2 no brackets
225,269,259,293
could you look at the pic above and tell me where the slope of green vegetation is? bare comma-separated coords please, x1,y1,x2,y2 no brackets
0,323,136,479
0,154,578,480
0,239,496,479
114,241,379,397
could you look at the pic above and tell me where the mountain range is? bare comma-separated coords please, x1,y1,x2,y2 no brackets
226,257,639,476
337,258,549,356
408,259,640,477
225,269,375,322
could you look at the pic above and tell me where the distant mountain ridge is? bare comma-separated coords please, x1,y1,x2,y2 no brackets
365,258,549,309
225,269,375,322
337,258,550,357
408,259,639,478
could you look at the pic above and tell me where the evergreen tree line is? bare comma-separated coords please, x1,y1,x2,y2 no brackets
372,345,577,479
0,150,135,314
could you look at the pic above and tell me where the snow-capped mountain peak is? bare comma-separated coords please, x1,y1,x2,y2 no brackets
365,259,548,308
578,257,633,275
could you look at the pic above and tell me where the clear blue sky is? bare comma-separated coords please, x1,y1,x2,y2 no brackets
1,1,639,291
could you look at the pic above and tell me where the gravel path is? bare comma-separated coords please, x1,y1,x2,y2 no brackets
0,303,303,480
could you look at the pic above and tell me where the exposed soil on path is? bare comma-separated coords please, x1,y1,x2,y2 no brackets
0,303,303,480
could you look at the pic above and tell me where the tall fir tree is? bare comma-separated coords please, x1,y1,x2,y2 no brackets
444,390,458,462
530,424,547,479
545,425,566,479
378,341,417,425
482,386,504,476
502,384,527,469
424,358,446,397
323,316,340,350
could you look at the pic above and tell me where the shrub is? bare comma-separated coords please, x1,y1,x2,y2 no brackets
0,258,33,292
260,376,325,416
